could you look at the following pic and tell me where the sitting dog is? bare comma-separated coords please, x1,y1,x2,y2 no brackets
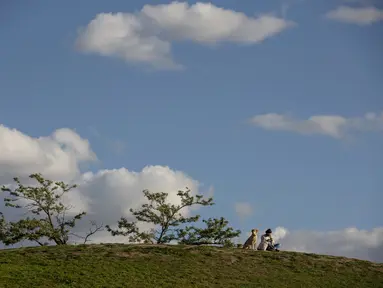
242,229,259,250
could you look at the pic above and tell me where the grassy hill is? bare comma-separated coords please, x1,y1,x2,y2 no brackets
0,244,382,288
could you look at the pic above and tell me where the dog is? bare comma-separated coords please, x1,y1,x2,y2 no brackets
242,229,259,250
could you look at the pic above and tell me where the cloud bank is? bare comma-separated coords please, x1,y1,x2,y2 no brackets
1,124,382,262
272,226,383,263
249,111,383,138
76,2,293,69
0,124,203,244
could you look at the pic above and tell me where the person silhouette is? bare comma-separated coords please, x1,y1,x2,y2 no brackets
257,229,280,251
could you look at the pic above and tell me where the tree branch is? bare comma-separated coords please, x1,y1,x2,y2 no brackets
70,221,104,244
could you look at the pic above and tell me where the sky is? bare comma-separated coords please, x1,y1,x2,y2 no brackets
0,0,382,262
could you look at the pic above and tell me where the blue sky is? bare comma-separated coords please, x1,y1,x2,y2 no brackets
0,0,382,242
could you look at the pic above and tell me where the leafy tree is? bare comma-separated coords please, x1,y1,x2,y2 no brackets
0,173,102,246
0,212,7,243
106,188,214,244
0,217,49,246
177,217,241,247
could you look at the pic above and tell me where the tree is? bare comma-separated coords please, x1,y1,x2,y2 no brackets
106,188,214,244
0,173,102,246
1,216,47,246
0,212,7,243
177,217,241,247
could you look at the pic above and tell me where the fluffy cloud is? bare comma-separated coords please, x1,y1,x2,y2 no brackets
249,111,383,138
0,125,96,183
76,2,293,69
234,202,253,220
272,226,383,263
0,124,204,245
71,166,200,242
326,6,383,25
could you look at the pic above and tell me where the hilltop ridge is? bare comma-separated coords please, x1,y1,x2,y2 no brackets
0,244,382,288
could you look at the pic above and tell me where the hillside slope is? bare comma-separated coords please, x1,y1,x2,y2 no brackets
0,244,382,288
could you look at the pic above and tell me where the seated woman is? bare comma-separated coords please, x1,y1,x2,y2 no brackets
257,228,280,252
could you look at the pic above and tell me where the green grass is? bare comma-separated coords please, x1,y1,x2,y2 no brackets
0,244,382,288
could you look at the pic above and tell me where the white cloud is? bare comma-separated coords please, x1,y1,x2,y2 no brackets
73,166,200,229
326,6,383,25
0,125,96,182
272,226,383,263
0,124,206,245
249,111,383,138
54,166,201,244
235,202,253,220
76,2,293,69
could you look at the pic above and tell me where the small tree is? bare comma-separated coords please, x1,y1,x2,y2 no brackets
177,217,241,247
106,188,214,244
70,221,104,245
1,173,102,246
